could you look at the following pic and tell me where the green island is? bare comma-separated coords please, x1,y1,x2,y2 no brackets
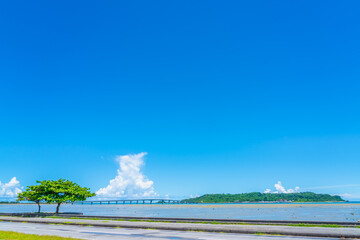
181,192,344,203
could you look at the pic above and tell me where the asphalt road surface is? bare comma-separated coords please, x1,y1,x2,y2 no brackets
0,222,345,240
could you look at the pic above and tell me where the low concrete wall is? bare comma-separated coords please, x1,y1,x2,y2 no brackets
0,212,83,217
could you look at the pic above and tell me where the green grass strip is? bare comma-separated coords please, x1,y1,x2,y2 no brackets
0,230,82,240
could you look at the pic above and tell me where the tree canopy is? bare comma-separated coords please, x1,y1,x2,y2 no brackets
17,179,95,213
40,179,95,213
17,184,45,213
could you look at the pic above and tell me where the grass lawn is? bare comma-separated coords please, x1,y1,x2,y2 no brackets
0,231,82,240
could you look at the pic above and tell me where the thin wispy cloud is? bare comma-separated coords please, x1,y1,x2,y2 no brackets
302,184,360,190
96,153,157,199
0,177,23,199
338,193,360,200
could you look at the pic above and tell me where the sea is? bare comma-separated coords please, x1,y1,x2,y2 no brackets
1,202,360,222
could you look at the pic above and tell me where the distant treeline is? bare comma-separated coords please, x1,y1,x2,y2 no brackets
181,192,344,203
0,201,18,204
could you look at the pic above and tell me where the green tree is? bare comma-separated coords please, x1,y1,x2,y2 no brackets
40,179,95,213
17,184,45,213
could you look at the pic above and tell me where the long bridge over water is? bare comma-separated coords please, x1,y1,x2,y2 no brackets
71,199,182,205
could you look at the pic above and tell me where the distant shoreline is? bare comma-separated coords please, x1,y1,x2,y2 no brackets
1,202,359,207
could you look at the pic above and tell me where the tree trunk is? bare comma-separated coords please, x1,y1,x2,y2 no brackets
37,202,41,213
56,203,61,214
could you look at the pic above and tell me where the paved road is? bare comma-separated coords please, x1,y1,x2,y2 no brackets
0,222,344,240
2,216,360,238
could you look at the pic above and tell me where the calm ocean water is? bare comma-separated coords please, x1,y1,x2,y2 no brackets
1,203,360,222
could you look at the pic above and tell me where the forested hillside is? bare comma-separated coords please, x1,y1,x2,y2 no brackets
182,192,344,203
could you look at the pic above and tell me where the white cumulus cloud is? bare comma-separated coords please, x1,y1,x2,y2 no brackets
264,189,271,193
264,181,300,194
0,177,23,199
96,153,157,198
190,194,200,199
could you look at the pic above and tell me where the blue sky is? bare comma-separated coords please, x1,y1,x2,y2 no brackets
1,0,360,200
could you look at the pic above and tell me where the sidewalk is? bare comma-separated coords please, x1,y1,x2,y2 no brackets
1,216,360,239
